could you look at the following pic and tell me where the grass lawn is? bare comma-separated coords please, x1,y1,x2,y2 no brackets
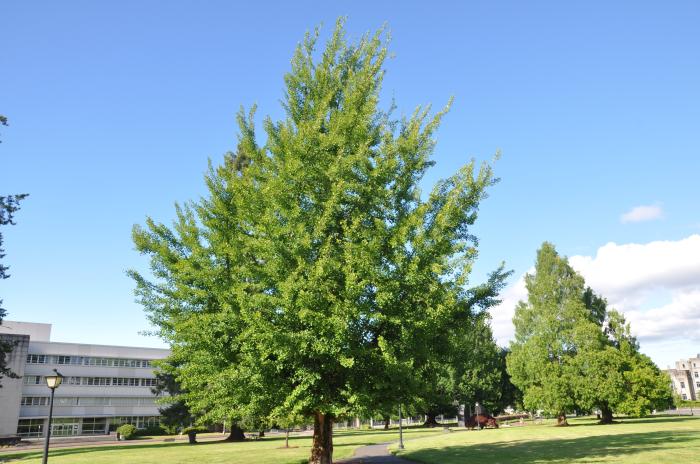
0,427,444,464
391,415,700,464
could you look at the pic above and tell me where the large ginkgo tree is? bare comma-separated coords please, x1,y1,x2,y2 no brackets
131,20,505,463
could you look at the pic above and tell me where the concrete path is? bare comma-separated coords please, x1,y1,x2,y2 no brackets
337,442,412,463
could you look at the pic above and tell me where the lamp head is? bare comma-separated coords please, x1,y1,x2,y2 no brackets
45,369,63,389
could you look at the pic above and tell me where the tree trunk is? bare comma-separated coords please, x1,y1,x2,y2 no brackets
225,422,246,441
187,431,197,444
285,429,289,448
259,430,265,438
423,412,439,427
309,412,333,464
383,415,390,430
599,405,614,424
556,413,569,426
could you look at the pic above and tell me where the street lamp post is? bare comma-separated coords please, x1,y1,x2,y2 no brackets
398,404,404,450
42,369,63,464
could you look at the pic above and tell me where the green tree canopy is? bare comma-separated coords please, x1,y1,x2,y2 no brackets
131,20,504,463
508,242,672,426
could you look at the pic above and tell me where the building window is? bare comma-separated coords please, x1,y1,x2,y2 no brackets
682,394,688,400
696,382,700,389
17,419,44,438
108,416,160,431
26,354,47,364
81,417,108,435
141,378,156,387
695,372,698,378
21,396,49,406
680,381,685,389
55,397,79,407
23,375,42,385
51,418,80,437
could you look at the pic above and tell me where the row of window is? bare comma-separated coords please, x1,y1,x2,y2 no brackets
678,381,700,389
21,396,157,407
26,354,153,368
16,416,160,437
24,375,157,387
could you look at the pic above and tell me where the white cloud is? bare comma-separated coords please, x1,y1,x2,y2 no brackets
490,235,700,365
620,204,663,223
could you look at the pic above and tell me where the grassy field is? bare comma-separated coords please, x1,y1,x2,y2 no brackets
391,416,700,464
2,416,698,463
0,427,444,464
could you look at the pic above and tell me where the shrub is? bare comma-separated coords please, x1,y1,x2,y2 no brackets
116,424,137,440
134,424,168,437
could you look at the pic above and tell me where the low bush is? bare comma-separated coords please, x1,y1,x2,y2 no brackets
134,424,168,437
116,424,137,440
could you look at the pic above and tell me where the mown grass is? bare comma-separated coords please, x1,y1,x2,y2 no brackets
391,415,700,464
0,427,444,464
3,416,697,463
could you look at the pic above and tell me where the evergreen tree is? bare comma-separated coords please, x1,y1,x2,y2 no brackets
508,243,672,426
507,243,601,425
0,115,29,386
131,20,504,463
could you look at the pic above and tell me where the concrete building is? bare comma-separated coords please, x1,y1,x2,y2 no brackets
0,321,170,438
664,355,700,401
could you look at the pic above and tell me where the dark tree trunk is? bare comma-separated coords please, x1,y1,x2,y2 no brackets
187,431,197,444
599,405,614,424
556,413,569,426
285,429,289,448
225,423,246,441
383,415,390,430
259,430,265,438
423,412,439,427
309,412,333,464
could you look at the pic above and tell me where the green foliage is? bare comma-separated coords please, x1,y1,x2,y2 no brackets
151,359,199,431
0,116,29,385
134,424,168,437
130,19,502,462
507,243,600,420
508,242,673,423
182,426,208,435
116,424,137,440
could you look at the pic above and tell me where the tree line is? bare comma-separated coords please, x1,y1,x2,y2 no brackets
130,20,673,464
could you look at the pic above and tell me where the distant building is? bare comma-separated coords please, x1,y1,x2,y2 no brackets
0,321,170,438
664,355,700,401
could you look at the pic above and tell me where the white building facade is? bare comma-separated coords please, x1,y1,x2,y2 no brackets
0,321,170,438
664,355,700,401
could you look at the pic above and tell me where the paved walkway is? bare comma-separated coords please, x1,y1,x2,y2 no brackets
337,442,412,463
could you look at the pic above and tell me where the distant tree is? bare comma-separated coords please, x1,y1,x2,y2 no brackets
0,115,7,142
270,411,305,448
130,19,503,463
151,359,198,433
451,313,511,416
576,306,672,422
507,243,601,425
509,243,672,426
0,114,29,387
492,348,523,414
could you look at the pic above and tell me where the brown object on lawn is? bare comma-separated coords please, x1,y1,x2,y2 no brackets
465,414,499,430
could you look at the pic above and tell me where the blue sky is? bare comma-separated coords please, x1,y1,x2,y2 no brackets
2,1,699,368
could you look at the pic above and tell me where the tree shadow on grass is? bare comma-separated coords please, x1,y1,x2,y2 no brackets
401,430,700,464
